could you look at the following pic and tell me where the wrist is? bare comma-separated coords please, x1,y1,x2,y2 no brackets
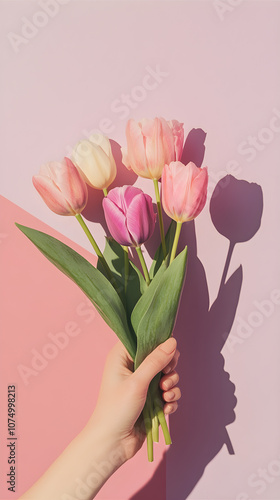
83,414,127,470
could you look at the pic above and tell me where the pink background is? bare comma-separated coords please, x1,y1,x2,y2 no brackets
0,1,280,499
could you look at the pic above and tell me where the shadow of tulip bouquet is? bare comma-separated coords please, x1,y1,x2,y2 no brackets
16,117,209,462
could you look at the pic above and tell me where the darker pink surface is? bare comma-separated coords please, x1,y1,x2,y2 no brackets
0,195,166,500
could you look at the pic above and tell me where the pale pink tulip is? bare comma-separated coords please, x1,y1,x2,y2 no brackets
167,120,184,161
162,161,208,222
103,186,156,247
121,117,184,180
32,157,88,216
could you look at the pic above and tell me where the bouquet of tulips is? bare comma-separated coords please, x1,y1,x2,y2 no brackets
16,118,208,461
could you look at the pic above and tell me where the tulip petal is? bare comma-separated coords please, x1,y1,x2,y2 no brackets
34,159,87,215
172,162,196,219
89,133,111,156
126,120,149,178
107,185,140,214
186,167,208,220
161,163,175,220
126,192,155,246
161,161,208,222
32,174,74,215
62,157,88,212
141,118,163,178
121,147,131,169
103,196,133,246
159,117,178,166
168,120,184,160
72,140,116,190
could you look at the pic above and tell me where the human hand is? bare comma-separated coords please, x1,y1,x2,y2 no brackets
19,338,181,500
87,337,181,462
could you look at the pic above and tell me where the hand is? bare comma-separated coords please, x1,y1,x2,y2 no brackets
19,338,181,500
87,337,181,462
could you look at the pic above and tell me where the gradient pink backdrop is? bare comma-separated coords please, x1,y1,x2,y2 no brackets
0,1,280,499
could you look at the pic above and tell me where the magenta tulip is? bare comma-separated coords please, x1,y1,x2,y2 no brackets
103,186,156,247
121,117,184,180
32,157,88,216
162,161,208,222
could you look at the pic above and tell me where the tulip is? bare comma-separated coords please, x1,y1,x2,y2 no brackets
121,117,184,180
167,119,184,162
72,133,117,191
103,186,156,284
32,157,88,216
162,161,208,264
162,161,208,223
103,185,156,247
122,117,184,259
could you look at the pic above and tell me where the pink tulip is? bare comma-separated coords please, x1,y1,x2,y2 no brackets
121,117,184,180
103,186,156,247
162,161,208,222
32,157,88,216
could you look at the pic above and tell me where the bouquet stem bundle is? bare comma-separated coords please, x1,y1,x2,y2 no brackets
17,117,208,461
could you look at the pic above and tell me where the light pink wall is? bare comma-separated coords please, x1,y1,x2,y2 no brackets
0,1,279,499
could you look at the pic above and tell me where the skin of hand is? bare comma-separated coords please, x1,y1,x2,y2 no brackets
19,337,181,500
87,336,181,462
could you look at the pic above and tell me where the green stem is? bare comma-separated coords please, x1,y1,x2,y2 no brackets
153,179,167,258
146,389,159,443
169,221,182,265
152,412,159,443
143,403,153,462
75,214,113,281
103,188,108,197
155,405,172,445
136,247,150,285
123,246,129,294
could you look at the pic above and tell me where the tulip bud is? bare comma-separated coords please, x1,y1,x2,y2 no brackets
72,133,117,190
121,117,184,180
103,186,156,247
32,157,88,216
162,161,208,222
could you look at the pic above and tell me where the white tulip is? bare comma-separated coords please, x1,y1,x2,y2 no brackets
72,134,117,190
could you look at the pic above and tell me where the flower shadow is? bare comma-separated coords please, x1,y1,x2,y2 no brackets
130,132,263,499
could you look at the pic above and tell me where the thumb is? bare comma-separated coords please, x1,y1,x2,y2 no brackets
132,338,177,394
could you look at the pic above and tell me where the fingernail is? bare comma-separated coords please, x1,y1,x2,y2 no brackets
164,380,172,390
163,366,171,374
164,403,175,414
167,391,175,400
161,338,177,354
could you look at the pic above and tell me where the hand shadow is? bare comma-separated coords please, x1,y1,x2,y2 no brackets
130,137,263,499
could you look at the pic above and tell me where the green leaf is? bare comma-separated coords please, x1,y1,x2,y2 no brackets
131,260,167,335
132,246,188,368
128,259,148,296
97,238,147,316
16,224,136,358
97,238,126,303
149,220,176,278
